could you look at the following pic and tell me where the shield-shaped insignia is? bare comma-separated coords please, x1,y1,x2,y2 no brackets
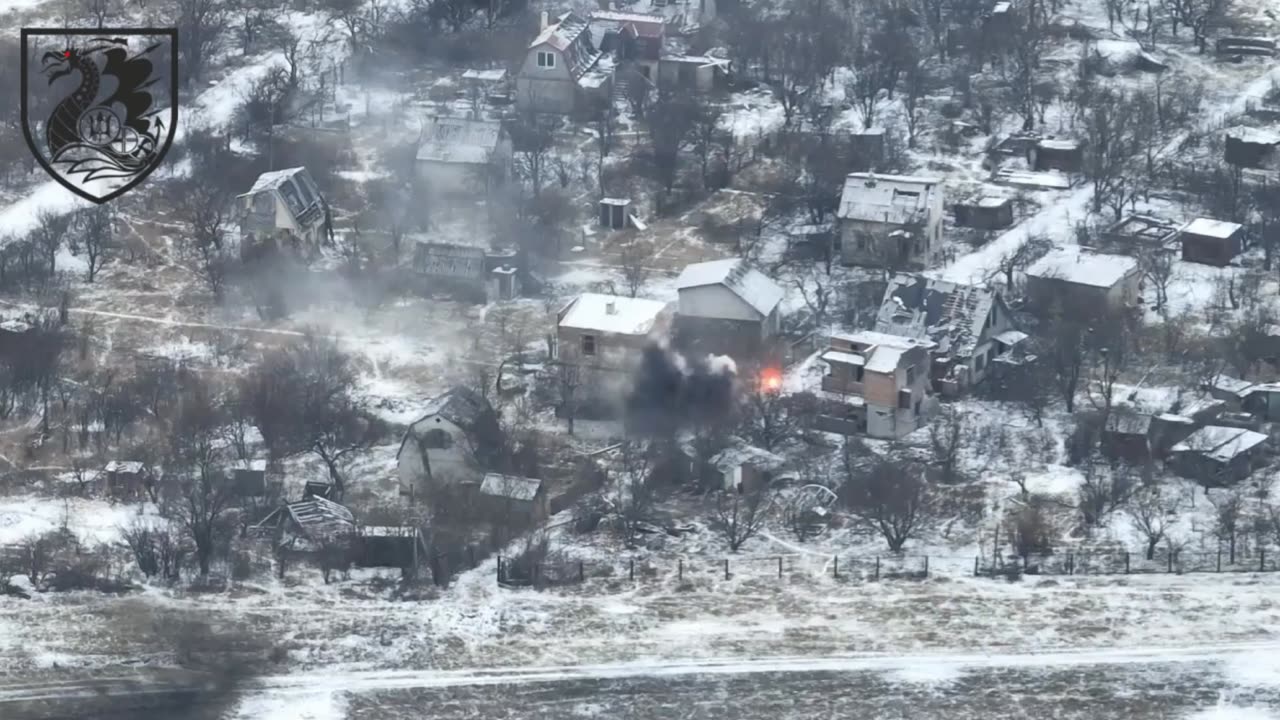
21,28,178,204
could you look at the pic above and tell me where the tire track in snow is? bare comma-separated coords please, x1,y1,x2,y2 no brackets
2,640,1277,704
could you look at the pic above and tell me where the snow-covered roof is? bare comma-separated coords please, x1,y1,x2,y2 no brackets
480,473,543,501
231,459,268,472
1105,213,1182,243
828,330,932,374
462,68,507,82
1226,126,1280,145
821,349,865,366
558,293,669,336
1154,413,1195,424
240,167,325,228
993,169,1072,190
1181,218,1243,240
994,329,1028,345
710,444,785,473
875,273,1007,359
530,12,602,80
1037,138,1082,151
412,241,486,279
412,386,492,433
104,461,145,474
1211,376,1256,398
1024,247,1138,288
675,258,784,318
417,117,504,165
1171,426,1268,463
837,172,941,225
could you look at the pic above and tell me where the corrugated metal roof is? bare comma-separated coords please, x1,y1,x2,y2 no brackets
837,173,941,224
480,473,542,501
417,117,503,165
675,258,784,318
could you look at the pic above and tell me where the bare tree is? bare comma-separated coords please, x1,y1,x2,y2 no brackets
611,439,655,547
161,381,234,577
510,113,556,198
1162,0,1229,52
179,183,233,298
30,208,71,277
737,388,803,452
73,204,114,282
1043,307,1089,413
928,403,968,485
616,240,652,298
710,483,775,552
1006,496,1056,558
840,447,933,551
1077,461,1136,528
175,0,225,87
1126,485,1179,560
1141,250,1176,313
645,91,703,197
553,361,582,436
1210,489,1244,563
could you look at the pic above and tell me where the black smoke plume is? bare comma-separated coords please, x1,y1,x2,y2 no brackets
625,343,737,435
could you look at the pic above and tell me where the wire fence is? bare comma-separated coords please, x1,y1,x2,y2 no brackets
497,546,1280,590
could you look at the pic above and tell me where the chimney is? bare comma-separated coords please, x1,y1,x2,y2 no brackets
606,300,617,315
540,10,549,30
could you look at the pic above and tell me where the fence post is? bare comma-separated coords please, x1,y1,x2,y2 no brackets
469,546,476,567
724,558,730,580
974,556,979,576
497,556,503,583
1022,554,1028,573
1068,553,1074,575
778,556,783,579
874,556,880,581
678,558,683,581
629,558,635,581
833,556,839,579
923,555,929,578
1167,551,1173,574
579,561,585,583
533,563,541,588
1261,547,1266,572
1125,552,1130,574
1217,548,1222,572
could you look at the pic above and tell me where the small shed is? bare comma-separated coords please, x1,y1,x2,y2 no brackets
1207,375,1256,407
354,525,428,569
600,198,631,229
491,266,520,300
1180,218,1244,267
479,473,549,524
1030,138,1084,172
709,444,785,494
1215,37,1277,58
101,461,151,499
1243,383,1280,420
1224,127,1279,168
1149,413,1196,457
231,459,269,497
953,196,1013,230
1100,412,1152,463
1168,425,1268,486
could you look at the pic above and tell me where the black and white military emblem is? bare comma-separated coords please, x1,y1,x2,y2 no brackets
21,28,178,204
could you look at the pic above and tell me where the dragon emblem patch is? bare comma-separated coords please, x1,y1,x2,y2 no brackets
21,28,178,204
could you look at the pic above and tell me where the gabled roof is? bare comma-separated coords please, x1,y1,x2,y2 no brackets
252,496,355,542
412,386,493,432
558,293,670,336
837,173,941,225
710,444,785,473
417,117,504,165
530,12,602,80
1182,218,1244,240
1171,426,1268,463
1024,246,1137,288
675,258,784,318
480,473,543,501
876,274,1006,358
240,167,325,229
412,241,486,280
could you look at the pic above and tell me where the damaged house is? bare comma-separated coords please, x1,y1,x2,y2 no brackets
837,173,944,269
818,330,934,439
236,167,329,249
1168,425,1269,486
516,12,610,116
875,274,1025,396
397,387,505,501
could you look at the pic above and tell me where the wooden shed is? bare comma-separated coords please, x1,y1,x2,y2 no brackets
1180,218,1244,267
101,461,152,500
954,196,1014,230
1030,138,1084,172
1224,127,1280,168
